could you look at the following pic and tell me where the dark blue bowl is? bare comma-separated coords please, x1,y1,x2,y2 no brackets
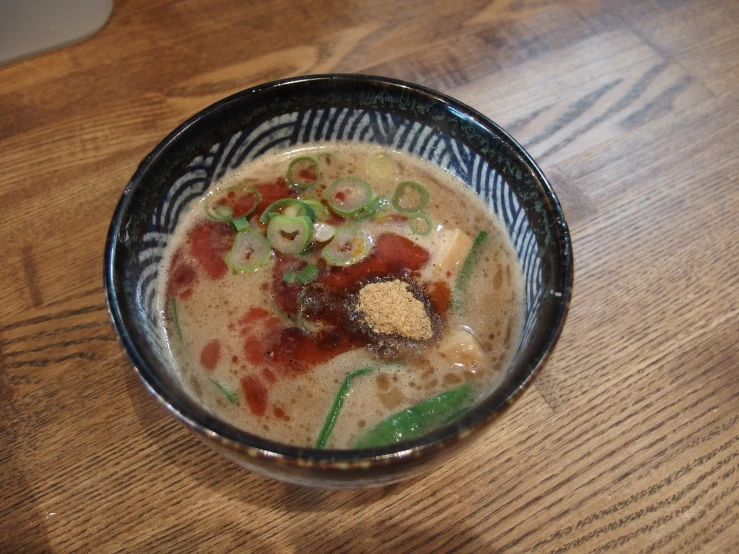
104,74,573,488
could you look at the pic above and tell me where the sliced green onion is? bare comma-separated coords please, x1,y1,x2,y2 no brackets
259,198,316,224
299,198,330,220
169,297,184,341
408,212,433,235
211,379,239,404
312,221,336,243
316,366,377,448
282,204,301,217
287,156,320,189
325,177,373,216
453,230,489,309
391,181,429,213
205,184,261,221
321,225,372,266
210,204,233,220
267,215,313,255
352,196,388,221
353,383,476,448
283,271,296,283
296,264,319,284
230,217,251,233
225,231,271,272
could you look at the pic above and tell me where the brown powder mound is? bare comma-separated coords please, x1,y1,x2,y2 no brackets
357,280,433,340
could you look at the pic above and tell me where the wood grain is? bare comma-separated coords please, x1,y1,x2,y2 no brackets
1,0,737,552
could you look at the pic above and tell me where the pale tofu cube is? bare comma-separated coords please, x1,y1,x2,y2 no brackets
434,229,473,278
438,327,485,368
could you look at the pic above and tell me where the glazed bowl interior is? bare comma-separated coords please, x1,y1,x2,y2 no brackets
105,74,572,487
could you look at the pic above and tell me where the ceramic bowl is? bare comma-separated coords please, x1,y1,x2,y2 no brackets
104,74,573,488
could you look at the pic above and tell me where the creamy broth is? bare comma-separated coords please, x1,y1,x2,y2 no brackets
158,143,524,448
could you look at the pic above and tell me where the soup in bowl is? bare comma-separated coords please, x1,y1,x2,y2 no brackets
105,74,573,488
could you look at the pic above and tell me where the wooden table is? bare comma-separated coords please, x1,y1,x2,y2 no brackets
1,0,737,552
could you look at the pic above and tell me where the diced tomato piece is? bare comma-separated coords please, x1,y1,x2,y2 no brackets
199,340,221,372
427,281,451,315
188,220,234,280
238,307,272,325
241,375,268,416
374,233,429,268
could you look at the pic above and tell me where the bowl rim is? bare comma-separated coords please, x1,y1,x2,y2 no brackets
104,73,574,468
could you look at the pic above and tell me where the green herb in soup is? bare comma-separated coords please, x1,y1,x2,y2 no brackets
158,144,525,449
352,382,477,448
